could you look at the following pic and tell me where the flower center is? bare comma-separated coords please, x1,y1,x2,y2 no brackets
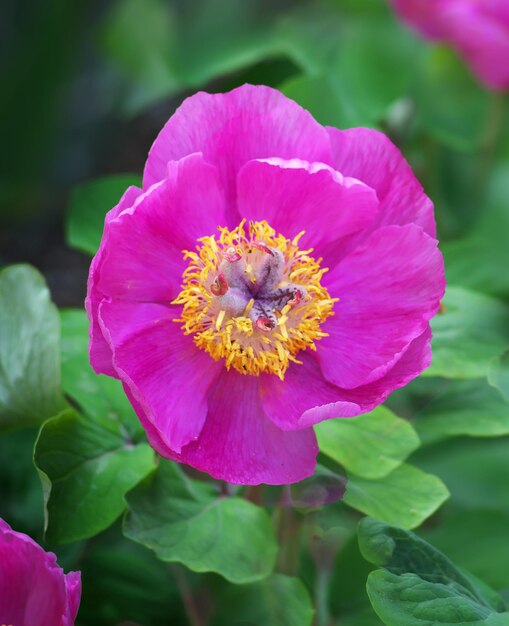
173,220,337,380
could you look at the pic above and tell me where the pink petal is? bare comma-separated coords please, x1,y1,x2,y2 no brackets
168,372,319,485
86,185,142,376
237,158,379,266
143,85,333,219
319,225,444,390
0,520,80,626
99,300,222,453
96,153,226,308
327,127,436,241
262,327,432,431
261,353,362,431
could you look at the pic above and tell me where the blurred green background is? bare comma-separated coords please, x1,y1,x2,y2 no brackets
2,1,509,625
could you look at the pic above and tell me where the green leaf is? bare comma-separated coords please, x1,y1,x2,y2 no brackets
210,574,314,626
60,309,141,439
124,460,278,583
414,379,509,444
344,463,449,529
34,408,155,544
100,0,181,112
421,506,509,591
66,174,141,256
414,46,490,151
0,264,65,431
443,164,509,299
489,351,509,402
358,518,508,626
316,406,420,479
425,286,509,379
413,437,509,513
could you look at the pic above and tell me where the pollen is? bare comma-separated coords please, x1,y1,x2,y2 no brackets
172,220,338,380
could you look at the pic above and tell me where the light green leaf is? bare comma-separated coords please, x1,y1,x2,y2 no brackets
34,408,155,544
359,518,508,626
425,286,509,379
489,351,509,402
124,460,278,583
414,378,509,444
0,265,65,431
316,406,420,479
344,464,449,529
414,46,490,151
66,174,141,256
210,574,314,626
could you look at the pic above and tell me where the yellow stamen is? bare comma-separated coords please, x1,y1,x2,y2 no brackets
172,220,336,379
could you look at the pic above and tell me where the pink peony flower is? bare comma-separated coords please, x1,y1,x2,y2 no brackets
389,0,509,90
0,519,81,625
87,85,445,485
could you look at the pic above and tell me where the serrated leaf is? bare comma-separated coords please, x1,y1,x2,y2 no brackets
34,408,155,543
66,174,141,256
344,464,449,529
425,286,509,379
316,406,420,479
0,265,65,431
124,460,278,583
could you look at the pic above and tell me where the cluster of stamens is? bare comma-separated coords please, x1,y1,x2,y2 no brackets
173,220,337,380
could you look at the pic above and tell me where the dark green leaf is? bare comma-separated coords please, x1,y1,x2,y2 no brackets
344,464,449,529
210,574,314,626
66,174,141,256
0,264,65,431
359,518,508,626
34,408,155,543
316,407,420,479
124,460,278,583
489,351,509,402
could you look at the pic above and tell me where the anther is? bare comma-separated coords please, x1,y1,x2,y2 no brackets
210,273,229,296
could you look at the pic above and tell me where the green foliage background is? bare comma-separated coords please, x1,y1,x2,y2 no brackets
2,0,509,625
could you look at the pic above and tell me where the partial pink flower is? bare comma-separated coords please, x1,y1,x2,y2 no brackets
389,0,509,90
0,519,81,625
87,85,445,485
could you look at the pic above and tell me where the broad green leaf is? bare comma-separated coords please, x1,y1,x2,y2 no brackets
413,437,509,512
414,379,509,444
425,286,509,379
0,264,65,431
489,351,509,402
60,309,141,439
344,463,449,529
358,518,508,626
210,574,314,626
414,46,490,151
124,460,278,583
316,406,420,479
66,174,141,256
34,408,155,544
